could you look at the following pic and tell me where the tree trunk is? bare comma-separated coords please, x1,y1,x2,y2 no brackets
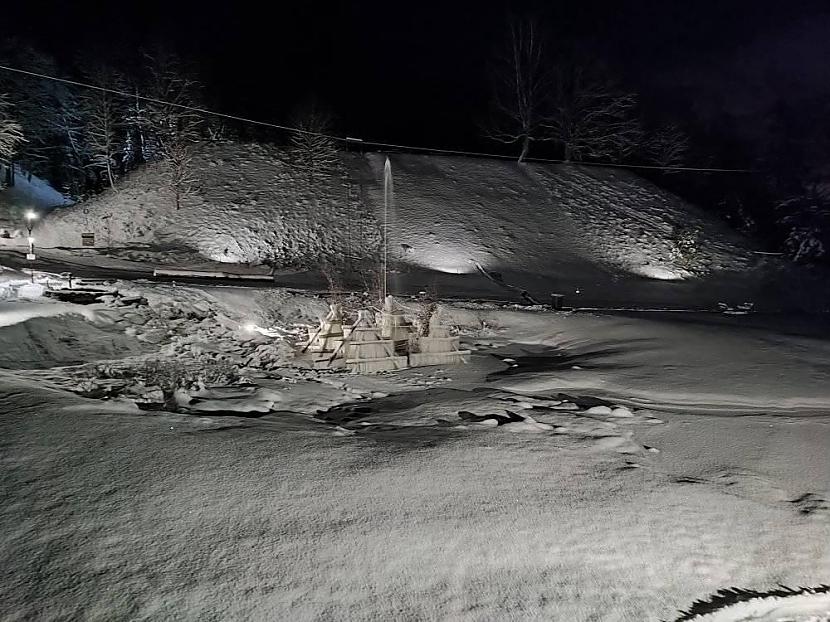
518,135,530,163
106,157,116,190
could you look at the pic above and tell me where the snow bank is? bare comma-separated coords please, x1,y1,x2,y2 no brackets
358,152,754,278
32,144,758,292
0,301,100,327
34,142,380,267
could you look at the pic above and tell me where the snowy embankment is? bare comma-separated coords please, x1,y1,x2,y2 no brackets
24,142,379,267
9,142,802,308
1,282,829,620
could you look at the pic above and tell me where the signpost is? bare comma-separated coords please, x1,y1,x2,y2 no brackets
25,211,37,283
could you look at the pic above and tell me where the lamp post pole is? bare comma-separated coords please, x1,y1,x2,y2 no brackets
25,210,37,284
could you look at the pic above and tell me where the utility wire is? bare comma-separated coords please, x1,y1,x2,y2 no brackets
361,138,755,172
0,63,756,174
0,64,330,138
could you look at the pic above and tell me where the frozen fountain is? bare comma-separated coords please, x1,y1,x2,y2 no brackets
382,157,394,299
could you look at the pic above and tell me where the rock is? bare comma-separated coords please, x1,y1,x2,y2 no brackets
585,405,613,415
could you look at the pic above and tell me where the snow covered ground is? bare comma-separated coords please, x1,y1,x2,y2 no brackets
1,281,828,621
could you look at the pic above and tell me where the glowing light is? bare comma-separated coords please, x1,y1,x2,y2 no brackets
413,254,478,274
636,266,685,281
24,210,38,221
244,323,257,332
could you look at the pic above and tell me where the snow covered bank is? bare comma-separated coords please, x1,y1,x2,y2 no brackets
24,142,791,309
31,142,380,267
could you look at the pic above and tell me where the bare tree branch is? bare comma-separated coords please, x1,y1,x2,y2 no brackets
0,93,25,165
485,16,551,162
144,50,202,210
544,63,641,162
645,122,689,171
289,99,339,181
80,65,126,190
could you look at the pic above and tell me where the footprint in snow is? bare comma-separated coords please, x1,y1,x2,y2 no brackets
790,493,828,516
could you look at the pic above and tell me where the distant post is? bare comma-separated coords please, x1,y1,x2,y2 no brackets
24,210,38,283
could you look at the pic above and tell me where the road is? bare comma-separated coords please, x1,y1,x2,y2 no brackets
0,249,284,288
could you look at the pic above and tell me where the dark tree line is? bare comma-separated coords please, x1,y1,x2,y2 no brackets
485,16,687,169
0,42,205,208
486,15,830,264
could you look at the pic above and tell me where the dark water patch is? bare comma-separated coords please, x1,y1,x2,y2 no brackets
317,387,496,426
486,344,640,380
458,409,526,425
192,424,251,433
671,476,706,485
551,393,615,409
186,409,273,419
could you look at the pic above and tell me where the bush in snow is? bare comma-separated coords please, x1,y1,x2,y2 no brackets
289,99,339,182
777,192,829,263
668,224,703,273
90,357,240,409
415,282,440,336
644,121,688,171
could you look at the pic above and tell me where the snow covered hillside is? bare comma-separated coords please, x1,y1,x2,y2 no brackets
25,142,763,294
30,142,380,266
358,153,754,280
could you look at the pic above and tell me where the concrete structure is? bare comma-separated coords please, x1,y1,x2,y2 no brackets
410,313,471,367
379,296,414,348
305,304,346,368
340,308,407,372
299,298,468,373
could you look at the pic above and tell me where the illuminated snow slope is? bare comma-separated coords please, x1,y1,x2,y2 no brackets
32,142,380,266
359,153,754,280
30,143,756,280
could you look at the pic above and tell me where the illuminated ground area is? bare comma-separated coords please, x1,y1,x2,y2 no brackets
0,283,828,621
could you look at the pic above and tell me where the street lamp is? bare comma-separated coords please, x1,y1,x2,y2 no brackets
24,210,37,283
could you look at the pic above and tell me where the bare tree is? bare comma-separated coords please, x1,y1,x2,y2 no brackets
81,66,125,190
144,51,202,210
486,16,550,162
0,93,25,170
645,122,689,171
289,99,339,181
545,63,641,162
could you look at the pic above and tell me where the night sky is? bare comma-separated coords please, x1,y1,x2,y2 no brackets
4,0,830,152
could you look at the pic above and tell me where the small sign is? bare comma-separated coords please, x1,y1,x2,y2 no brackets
26,253,36,260
81,233,95,247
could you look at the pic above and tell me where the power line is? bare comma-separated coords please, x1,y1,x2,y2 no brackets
360,138,755,172
0,63,756,174
0,64,331,139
